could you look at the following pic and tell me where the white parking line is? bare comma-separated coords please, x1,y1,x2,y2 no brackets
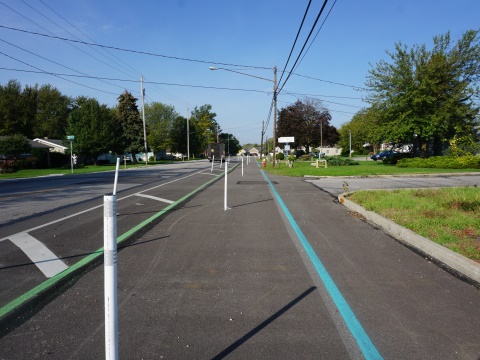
9,233,69,278
135,193,174,204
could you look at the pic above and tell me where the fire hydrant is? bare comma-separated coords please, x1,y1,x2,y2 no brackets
262,158,266,167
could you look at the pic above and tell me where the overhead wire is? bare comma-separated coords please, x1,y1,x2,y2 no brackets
0,2,140,86
0,24,271,70
28,1,186,106
0,37,129,92
295,0,338,70
0,67,272,94
0,52,118,95
276,0,313,88
276,0,330,96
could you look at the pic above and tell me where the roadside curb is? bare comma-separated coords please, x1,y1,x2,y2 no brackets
338,192,480,286
305,172,480,179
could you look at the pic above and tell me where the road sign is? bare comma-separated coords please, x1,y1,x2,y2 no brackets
278,136,294,143
67,135,75,140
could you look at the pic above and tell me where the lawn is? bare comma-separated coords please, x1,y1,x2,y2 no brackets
262,159,480,177
347,188,480,262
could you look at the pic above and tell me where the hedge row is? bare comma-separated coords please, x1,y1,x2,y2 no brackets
326,157,359,166
396,155,480,169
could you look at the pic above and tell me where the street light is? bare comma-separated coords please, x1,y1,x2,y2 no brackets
209,66,278,167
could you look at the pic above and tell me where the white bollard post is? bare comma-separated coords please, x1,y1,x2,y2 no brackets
219,157,223,169
113,158,120,195
242,156,244,176
211,155,214,173
224,161,228,211
104,195,118,360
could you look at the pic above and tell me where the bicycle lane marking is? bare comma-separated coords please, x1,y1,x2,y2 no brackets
261,170,383,360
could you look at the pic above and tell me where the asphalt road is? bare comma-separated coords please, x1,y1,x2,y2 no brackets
0,162,479,359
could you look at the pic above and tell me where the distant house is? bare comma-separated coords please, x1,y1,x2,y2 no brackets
317,146,342,156
249,147,259,156
32,138,68,154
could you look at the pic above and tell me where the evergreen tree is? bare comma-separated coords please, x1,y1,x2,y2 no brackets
116,91,144,163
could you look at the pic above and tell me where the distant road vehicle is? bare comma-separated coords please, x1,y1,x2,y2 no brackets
371,150,398,161
207,143,225,162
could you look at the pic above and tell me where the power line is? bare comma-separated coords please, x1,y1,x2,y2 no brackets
291,72,368,90
35,1,187,106
37,0,140,79
0,24,271,69
0,53,118,95
277,0,312,88
0,67,272,94
277,0,330,95
0,2,139,79
0,37,131,92
295,0,338,70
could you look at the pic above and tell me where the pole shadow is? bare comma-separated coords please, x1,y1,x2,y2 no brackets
211,286,317,359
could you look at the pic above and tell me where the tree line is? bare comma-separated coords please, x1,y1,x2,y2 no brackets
338,29,480,157
0,80,241,165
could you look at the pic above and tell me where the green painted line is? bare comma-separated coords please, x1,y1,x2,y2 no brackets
0,164,237,321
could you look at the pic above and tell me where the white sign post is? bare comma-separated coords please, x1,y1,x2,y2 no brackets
67,135,74,174
224,161,229,211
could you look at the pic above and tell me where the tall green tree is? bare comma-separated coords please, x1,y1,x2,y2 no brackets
339,107,383,154
66,97,119,165
366,29,480,155
116,90,144,163
0,80,24,136
145,102,178,153
168,115,188,154
33,84,71,139
218,133,241,155
190,104,219,151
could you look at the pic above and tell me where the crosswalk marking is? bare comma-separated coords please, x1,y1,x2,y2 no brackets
9,233,69,278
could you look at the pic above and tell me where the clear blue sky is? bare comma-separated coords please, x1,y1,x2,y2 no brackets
1,0,479,145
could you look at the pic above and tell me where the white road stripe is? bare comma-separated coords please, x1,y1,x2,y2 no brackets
9,233,69,278
135,193,174,204
0,168,211,243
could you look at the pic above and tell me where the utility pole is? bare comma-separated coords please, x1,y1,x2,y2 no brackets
216,124,219,143
349,130,352,159
186,104,190,160
320,122,323,159
273,66,277,168
140,75,148,166
260,120,264,159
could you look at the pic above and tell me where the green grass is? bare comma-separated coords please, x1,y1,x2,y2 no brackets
262,159,480,177
348,187,480,262
0,160,185,179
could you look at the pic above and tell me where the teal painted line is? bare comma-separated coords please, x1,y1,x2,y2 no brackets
261,170,383,360
0,164,238,320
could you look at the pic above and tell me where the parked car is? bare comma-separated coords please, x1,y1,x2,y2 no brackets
371,150,398,161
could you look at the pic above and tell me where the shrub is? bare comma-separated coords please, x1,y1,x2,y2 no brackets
276,152,285,160
301,154,310,161
288,155,296,162
326,156,359,166
396,155,480,169
383,152,412,165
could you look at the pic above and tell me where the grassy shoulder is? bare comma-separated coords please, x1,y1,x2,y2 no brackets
347,188,480,262
0,160,187,179
262,159,480,177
